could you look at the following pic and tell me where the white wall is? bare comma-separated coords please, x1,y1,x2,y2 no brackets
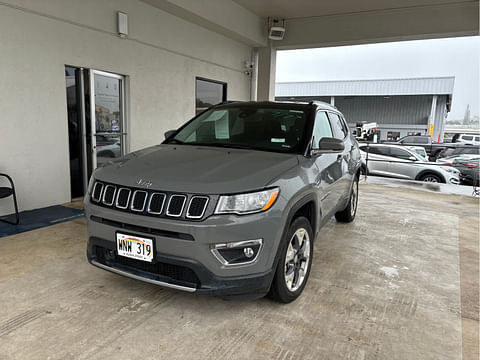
0,0,253,214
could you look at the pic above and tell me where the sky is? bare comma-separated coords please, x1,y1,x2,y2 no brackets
276,36,479,121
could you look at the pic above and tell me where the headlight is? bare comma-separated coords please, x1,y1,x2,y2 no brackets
440,166,457,174
215,188,279,215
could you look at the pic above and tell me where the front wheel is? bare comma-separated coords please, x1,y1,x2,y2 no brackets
419,173,442,183
335,176,359,223
268,217,313,303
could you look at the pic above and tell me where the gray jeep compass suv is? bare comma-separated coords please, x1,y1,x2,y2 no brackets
85,101,361,302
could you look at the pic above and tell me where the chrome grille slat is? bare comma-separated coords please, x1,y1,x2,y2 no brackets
166,195,187,217
130,190,148,212
92,182,104,202
115,188,131,209
147,193,166,215
186,196,209,219
102,185,117,206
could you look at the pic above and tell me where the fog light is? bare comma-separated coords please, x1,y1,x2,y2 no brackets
211,239,263,266
244,247,254,258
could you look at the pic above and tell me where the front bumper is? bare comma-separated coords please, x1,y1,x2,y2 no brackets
85,198,286,298
448,176,460,185
87,237,274,299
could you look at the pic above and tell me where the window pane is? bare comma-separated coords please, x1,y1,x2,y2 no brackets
94,74,121,134
387,131,401,141
413,137,428,144
328,113,347,139
399,136,413,143
312,112,332,148
174,107,307,154
390,148,411,160
370,146,389,156
196,78,226,114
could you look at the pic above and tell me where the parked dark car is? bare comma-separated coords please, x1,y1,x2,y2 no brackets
452,158,480,186
436,145,480,162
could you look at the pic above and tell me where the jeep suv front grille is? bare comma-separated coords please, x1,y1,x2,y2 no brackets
90,181,213,221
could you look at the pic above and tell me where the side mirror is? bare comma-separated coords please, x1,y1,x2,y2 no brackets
164,129,176,140
408,156,417,161
312,137,345,155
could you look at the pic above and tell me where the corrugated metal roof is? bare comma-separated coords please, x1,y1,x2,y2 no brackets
275,77,455,97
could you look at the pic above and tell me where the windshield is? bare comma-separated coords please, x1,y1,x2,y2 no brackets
168,107,308,154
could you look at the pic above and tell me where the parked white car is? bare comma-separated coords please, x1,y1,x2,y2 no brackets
97,141,121,158
455,134,480,146
359,144,460,184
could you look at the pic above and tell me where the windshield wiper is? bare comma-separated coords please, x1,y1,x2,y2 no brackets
187,142,260,150
165,138,185,144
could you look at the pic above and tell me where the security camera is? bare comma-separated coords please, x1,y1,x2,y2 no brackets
244,61,254,70
268,18,285,40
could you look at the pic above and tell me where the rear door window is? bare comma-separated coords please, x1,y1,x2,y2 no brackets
364,146,389,156
328,113,348,139
389,148,413,160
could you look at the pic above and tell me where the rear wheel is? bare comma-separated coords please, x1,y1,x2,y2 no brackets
268,217,313,303
335,176,358,223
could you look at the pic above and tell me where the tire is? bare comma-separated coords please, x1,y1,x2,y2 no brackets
335,176,359,223
360,165,367,175
268,217,314,303
419,173,442,183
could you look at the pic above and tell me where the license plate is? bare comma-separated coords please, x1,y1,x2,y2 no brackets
116,233,154,262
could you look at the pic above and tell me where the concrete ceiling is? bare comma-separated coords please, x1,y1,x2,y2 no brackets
141,0,479,49
232,0,477,19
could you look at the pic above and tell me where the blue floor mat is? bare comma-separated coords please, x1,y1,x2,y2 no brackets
0,205,84,238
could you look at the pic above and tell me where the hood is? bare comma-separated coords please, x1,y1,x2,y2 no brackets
95,144,299,194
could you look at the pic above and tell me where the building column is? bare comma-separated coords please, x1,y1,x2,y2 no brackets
256,46,276,101
428,95,437,137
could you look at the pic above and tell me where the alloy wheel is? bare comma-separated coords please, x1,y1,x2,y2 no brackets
284,228,311,292
350,179,358,217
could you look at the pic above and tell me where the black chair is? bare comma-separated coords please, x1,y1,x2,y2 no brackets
0,173,19,225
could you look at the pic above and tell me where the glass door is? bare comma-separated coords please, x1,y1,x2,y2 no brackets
89,70,126,169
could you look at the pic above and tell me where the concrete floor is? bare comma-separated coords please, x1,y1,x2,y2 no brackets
0,183,478,360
